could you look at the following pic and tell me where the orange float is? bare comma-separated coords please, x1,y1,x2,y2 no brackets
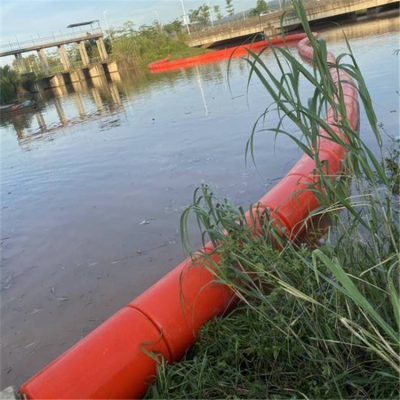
20,308,171,399
148,33,308,72
20,33,359,400
129,244,236,362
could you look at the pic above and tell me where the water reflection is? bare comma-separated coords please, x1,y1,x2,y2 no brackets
73,92,87,118
0,62,222,151
319,12,399,42
2,14,397,152
195,66,209,116
0,74,129,150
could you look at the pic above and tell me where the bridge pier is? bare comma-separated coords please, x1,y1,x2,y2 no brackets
78,41,90,66
88,64,105,78
37,49,50,74
71,79,89,93
109,71,122,83
58,45,70,70
106,60,118,73
52,84,68,98
49,73,66,88
14,53,27,74
69,69,86,82
106,61,122,82
96,37,108,61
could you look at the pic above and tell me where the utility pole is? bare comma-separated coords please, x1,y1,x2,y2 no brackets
154,10,161,26
207,0,214,26
103,9,113,46
154,11,162,33
180,0,191,34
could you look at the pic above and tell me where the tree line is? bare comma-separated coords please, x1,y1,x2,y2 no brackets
0,66,22,105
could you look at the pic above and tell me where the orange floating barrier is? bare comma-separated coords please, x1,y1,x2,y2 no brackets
148,33,308,72
259,174,320,236
129,244,235,362
21,308,171,399
20,32,359,400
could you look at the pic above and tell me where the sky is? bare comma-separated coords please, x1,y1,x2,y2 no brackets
0,0,260,65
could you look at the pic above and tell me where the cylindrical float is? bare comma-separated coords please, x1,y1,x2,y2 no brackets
21,33,359,400
21,308,171,399
148,33,308,72
129,244,235,362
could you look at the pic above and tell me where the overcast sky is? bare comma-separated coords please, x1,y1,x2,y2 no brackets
0,0,262,65
0,0,258,43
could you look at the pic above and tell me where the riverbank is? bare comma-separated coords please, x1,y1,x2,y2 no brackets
145,2,400,398
18,0,400,396
110,28,210,69
148,33,307,72
1,7,398,393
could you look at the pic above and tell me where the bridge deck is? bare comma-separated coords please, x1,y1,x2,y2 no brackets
187,0,399,47
0,29,103,57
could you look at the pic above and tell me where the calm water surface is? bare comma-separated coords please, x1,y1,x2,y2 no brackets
1,16,399,389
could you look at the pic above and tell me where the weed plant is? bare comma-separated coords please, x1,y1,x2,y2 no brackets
146,0,399,398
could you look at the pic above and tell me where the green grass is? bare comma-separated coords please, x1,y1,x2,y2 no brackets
145,0,400,398
384,136,400,195
147,303,399,399
110,31,210,67
168,46,210,61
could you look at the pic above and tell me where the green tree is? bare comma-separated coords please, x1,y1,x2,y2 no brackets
0,65,21,105
199,4,211,25
24,54,41,74
250,0,269,16
118,21,136,37
189,4,211,27
67,44,81,64
213,4,223,20
225,0,235,17
256,0,269,13
11,54,41,74
189,8,201,24
163,18,183,36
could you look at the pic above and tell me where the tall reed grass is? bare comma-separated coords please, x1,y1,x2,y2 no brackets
146,0,399,398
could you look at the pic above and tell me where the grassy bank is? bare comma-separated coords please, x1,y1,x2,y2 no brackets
109,22,210,67
145,0,399,398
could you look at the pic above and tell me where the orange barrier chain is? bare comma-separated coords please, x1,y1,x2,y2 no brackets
129,244,236,362
20,308,171,399
148,33,308,72
20,33,359,400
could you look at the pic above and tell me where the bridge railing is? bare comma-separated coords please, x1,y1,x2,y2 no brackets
187,0,371,43
0,28,103,53
188,13,277,42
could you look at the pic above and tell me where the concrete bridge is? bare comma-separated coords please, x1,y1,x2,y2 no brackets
0,24,113,88
187,0,399,47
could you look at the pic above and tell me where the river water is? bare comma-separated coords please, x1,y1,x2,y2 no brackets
1,15,399,389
